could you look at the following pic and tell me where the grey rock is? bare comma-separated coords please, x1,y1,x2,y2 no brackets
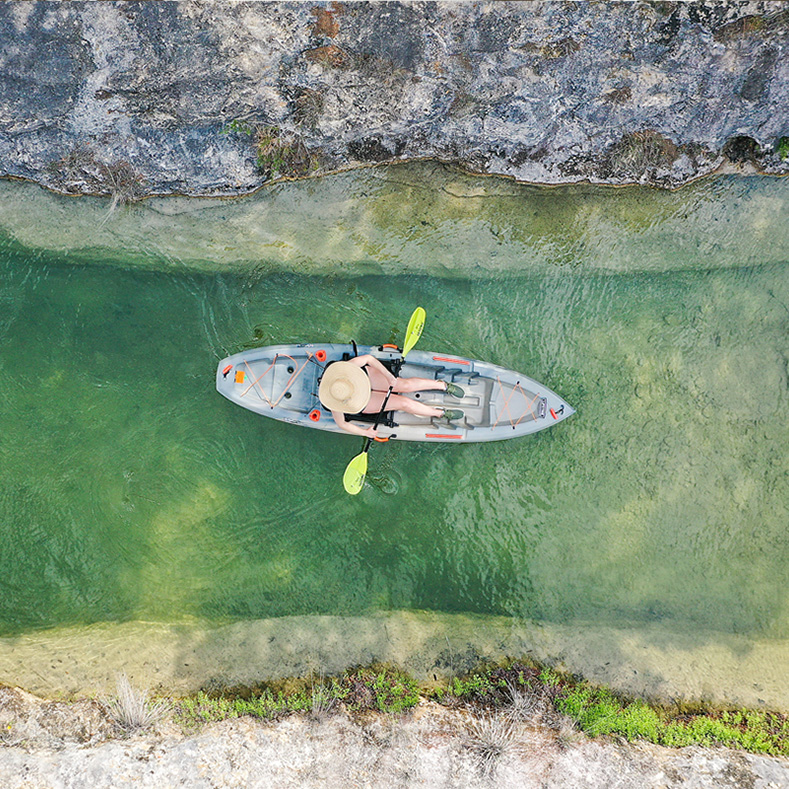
1,693,788,788
0,1,788,197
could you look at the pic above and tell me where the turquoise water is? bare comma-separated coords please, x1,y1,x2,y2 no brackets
0,168,788,695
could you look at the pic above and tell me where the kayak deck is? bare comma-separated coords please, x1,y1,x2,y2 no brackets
216,343,574,442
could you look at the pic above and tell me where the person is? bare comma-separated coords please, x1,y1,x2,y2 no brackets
318,355,465,438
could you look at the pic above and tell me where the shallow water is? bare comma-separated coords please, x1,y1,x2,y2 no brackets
0,165,788,704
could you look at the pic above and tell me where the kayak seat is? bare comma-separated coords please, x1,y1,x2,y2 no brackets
341,352,404,378
347,410,398,428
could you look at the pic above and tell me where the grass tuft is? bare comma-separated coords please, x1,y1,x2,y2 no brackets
464,712,521,776
603,130,679,177
105,674,170,737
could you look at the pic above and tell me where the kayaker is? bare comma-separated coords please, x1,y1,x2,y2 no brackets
318,355,465,438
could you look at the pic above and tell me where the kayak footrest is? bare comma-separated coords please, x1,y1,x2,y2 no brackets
436,368,463,380
451,371,480,383
430,418,459,431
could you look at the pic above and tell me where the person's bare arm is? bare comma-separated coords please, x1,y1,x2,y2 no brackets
331,410,377,438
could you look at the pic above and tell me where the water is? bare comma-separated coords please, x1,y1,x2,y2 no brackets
0,165,787,704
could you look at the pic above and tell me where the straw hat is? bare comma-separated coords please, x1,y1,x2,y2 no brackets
318,361,371,413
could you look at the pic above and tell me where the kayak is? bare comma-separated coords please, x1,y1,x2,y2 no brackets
216,343,574,443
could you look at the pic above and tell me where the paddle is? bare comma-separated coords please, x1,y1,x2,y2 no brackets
342,307,425,495
402,307,425,359
342,385,393,495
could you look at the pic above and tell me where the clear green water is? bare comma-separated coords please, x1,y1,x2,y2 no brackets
0,167,788,695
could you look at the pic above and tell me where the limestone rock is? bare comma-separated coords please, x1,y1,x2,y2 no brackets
0,2,787,195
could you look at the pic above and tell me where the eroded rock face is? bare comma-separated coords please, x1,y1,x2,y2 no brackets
0,1,787,196
0,686,113,750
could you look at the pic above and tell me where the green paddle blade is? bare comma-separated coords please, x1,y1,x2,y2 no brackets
402,307,425,359
343,450,369,495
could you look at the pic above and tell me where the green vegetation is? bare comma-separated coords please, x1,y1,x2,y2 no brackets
221,119,320,179
175,664,419,730
176,687,312,729
253,126,319,180
171,658,789,757
777,136,789,161
556,683,789,756
429,658,789,757
334,665,421,713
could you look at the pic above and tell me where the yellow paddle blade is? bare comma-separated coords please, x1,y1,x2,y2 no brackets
402,307,425,359
343,451,369,495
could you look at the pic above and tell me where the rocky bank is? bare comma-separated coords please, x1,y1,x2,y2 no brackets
2,684,789,789
0,0,788,199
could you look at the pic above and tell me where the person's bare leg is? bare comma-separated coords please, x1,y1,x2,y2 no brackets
365,364,449,395
365,391,443,418
393,377,448,394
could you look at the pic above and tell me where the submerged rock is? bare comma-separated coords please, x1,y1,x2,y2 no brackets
0,1,788,197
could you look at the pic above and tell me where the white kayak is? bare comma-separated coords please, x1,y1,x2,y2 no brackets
216,343,574,443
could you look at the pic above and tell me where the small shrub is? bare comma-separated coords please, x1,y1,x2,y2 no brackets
309,682,337,720
47,148,144,206
339,665,419,713
105,674,170,736
504,680,541,722
288,87,325,129
464,713,521,776
100,161,145,210
776,136,789,161
603,130,679,177
253,126,318,180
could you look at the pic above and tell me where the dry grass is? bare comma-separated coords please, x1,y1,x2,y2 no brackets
604,130,679,177
100,161,145,211
463,712,522,777
309,682,337,722
105,674,170,737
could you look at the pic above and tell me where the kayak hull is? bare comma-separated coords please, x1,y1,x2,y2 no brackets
216,344,574,443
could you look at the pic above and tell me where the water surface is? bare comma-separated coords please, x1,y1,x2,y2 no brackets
0,165,787,704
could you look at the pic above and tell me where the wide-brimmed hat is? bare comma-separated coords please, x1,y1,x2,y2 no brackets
318,361,371,413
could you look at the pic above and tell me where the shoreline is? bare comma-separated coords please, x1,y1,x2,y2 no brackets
2,612,789,712
2,155,787,204
1,660,788,787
